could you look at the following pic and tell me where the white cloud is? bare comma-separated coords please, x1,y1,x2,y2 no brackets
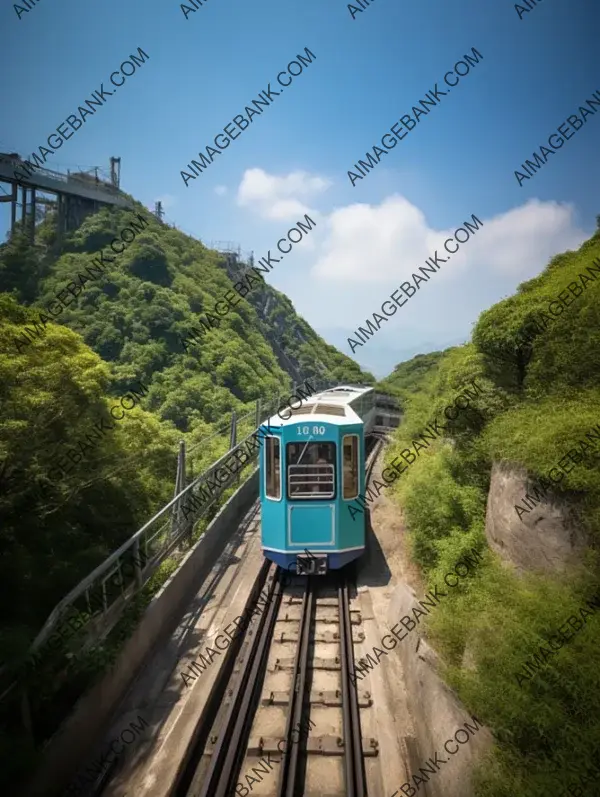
311,196,587,285
463,199,585,277
215,185,228,196
237,168,331,221
231,168,589,364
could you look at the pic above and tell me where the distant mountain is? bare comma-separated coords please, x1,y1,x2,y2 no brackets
318,326,468,379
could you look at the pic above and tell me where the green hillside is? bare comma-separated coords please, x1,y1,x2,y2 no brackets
0,201,375,789
378,349,447,401
380,224,600,796
0,201,372,680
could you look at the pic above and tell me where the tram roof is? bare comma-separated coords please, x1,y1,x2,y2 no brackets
265,385,373,428
266,411,361,428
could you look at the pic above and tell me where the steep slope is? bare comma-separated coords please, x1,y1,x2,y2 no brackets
3,203,372,427
379,224,600,796
223,253,364,386
0,201,372,684
377,349,449,407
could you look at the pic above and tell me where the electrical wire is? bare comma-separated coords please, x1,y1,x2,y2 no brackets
160,212,205,243
24,378,327,502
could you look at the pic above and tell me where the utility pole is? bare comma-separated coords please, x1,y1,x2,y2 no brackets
154,201,164,222
109,156,121,189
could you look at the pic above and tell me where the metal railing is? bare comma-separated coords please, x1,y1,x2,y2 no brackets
288,464,336,498
0,379,338,718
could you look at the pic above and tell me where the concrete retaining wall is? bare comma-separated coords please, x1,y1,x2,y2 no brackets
25,470,260,797
387,582,493,797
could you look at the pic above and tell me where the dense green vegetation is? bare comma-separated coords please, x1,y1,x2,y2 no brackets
379,227,600,796
0,203,373,790
378,349,447,404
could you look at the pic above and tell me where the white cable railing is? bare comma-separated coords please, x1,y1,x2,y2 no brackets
0,379,339,706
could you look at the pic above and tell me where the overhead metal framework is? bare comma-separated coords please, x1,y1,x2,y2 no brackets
0,153,132,243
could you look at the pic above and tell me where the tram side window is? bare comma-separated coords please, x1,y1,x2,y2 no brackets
265,437,281,499
355,396,363,418
343,435,359,499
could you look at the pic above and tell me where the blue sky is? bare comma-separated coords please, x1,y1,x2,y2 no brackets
1,0,599,377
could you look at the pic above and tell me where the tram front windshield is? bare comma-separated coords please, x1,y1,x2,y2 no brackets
286,442,336,500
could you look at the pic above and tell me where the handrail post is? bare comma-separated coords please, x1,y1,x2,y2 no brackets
229,410,237,452
171,440,186,539
230,410,238,486
133,538,143,590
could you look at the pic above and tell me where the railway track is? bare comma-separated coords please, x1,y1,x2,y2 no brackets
175,563,379,797
54,427,389,797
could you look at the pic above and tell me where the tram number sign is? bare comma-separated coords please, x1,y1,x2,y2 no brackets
296,425,326,436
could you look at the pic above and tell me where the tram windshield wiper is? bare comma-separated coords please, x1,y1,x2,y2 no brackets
296,435,314,466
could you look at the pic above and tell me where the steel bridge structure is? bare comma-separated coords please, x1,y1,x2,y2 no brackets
0,153,132,243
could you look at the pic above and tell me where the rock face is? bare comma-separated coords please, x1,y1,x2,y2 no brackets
221,255,315,385
385,463,589,797
485,461,588,573
387,583,493,797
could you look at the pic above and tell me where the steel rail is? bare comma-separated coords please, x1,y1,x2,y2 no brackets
276,575,314,797
214,567,284,797
172,558,271,797
195,564,283,797
339,575,367,797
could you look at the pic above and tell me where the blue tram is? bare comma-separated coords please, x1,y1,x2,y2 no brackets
259,385,376,574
